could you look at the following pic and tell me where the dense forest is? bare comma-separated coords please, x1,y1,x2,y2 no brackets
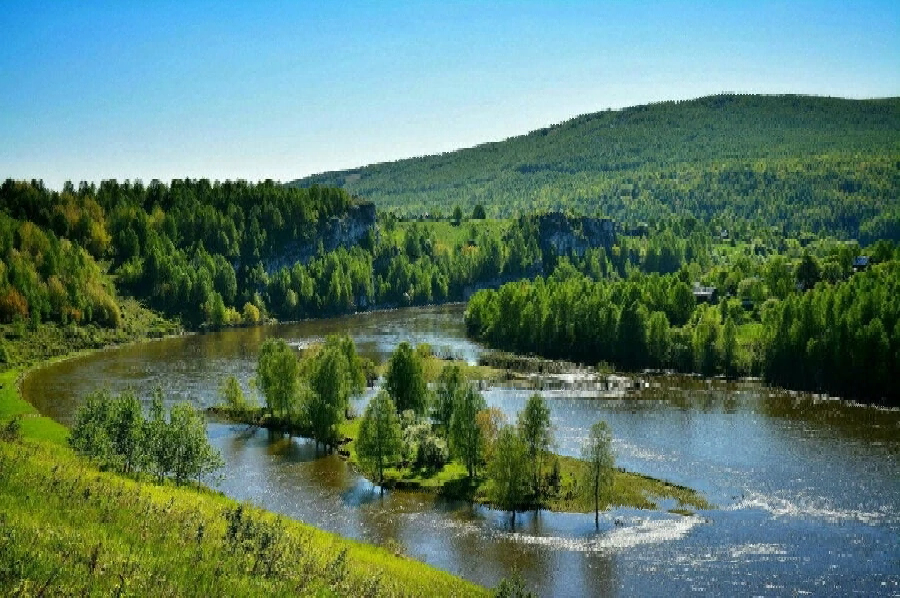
465,243,900,404
292,94,900,243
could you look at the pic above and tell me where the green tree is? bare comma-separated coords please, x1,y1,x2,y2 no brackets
167,402,224,484
220,375,251,412
356,391,403,489
720,317,738,376
256,338,299,417
647,310,671,368
111,391,147,474
472,204,487,219
487,425,529,524
517,394,552,498
434,363,466,431
385,341,428,415
450,385,487,478
582,420,615,528
452,205,463,226
307,344,351,449
69,390,116,469
796,253,821,290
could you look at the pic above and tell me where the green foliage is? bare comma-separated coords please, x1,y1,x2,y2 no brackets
219,374,254,412
292,95,900,243
307,341,352,448
434,363,466,431
763,260,900,402
486,425,529,516
0,437,487,597
357,391,403,486
494,570,532,598
257,338,300,417
517,394,552,496
582,420,615,526
385,341,428,415
449,385,487,478
69,390,223,483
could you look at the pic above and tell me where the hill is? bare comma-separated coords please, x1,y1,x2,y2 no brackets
290,94,900,241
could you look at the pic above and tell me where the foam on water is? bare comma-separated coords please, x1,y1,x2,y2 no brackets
499,514,705,552
729,490,891,525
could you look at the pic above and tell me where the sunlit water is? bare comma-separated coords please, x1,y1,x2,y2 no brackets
23,305,900,596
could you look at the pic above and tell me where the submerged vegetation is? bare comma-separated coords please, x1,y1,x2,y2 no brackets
218,338,711,517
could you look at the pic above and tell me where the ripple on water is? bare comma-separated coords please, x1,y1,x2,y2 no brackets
728,490,892,525
494,514,706,553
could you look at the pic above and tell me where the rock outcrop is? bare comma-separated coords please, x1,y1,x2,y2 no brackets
263,202,377,274
534,212,616,257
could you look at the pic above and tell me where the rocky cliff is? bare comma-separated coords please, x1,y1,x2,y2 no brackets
263,202,377,274
534,212,616,257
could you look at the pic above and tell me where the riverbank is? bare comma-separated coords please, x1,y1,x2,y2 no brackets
0,325,489,596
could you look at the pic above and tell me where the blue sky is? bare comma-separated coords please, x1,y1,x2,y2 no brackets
2,0,898,190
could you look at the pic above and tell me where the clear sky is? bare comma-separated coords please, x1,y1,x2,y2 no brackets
2,0,898,190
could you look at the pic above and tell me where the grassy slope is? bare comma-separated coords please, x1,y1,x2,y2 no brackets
0,360,486,597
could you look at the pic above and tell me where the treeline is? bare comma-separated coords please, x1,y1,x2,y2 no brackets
292,95,900,242
0,212,120,327
0,178,358,326
69,390,223,483
764,261,900,400
466,251,900,404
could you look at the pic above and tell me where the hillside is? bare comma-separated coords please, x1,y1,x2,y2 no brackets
290,94,900,241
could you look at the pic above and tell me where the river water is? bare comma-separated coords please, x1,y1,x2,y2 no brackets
22,305,900,596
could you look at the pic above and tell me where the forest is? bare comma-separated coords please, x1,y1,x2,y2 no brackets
292,95,900,243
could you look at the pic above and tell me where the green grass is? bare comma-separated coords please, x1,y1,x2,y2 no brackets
387,219,511,256
0,369,69,445
338,417,712,514
0,438,487,597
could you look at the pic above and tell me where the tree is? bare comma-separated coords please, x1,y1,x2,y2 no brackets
356,391,403,490
475,407,505,464
434,363,466,431
647,311,671,368
167,402,224,484
220,374,251,412
307,344,351,449
472,204,487,220
450,384,487,478
452,205,463,226
582,420,615,528
517,394,552,498
256,338,299,417
384,342,428,415
720,317,738,376
487,425,529,524
796,253,821,290
111,391,147,474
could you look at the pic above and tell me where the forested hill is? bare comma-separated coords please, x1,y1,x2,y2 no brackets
290,94,900,242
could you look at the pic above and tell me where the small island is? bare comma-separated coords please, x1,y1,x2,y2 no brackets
209,337,712,521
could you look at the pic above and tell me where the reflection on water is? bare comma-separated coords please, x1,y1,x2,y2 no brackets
22,305,900,597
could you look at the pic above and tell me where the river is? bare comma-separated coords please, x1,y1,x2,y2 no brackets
22,305,900,596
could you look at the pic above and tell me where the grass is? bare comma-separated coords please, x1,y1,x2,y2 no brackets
0,437,487,597
386,219,511,256
337,417,712,514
